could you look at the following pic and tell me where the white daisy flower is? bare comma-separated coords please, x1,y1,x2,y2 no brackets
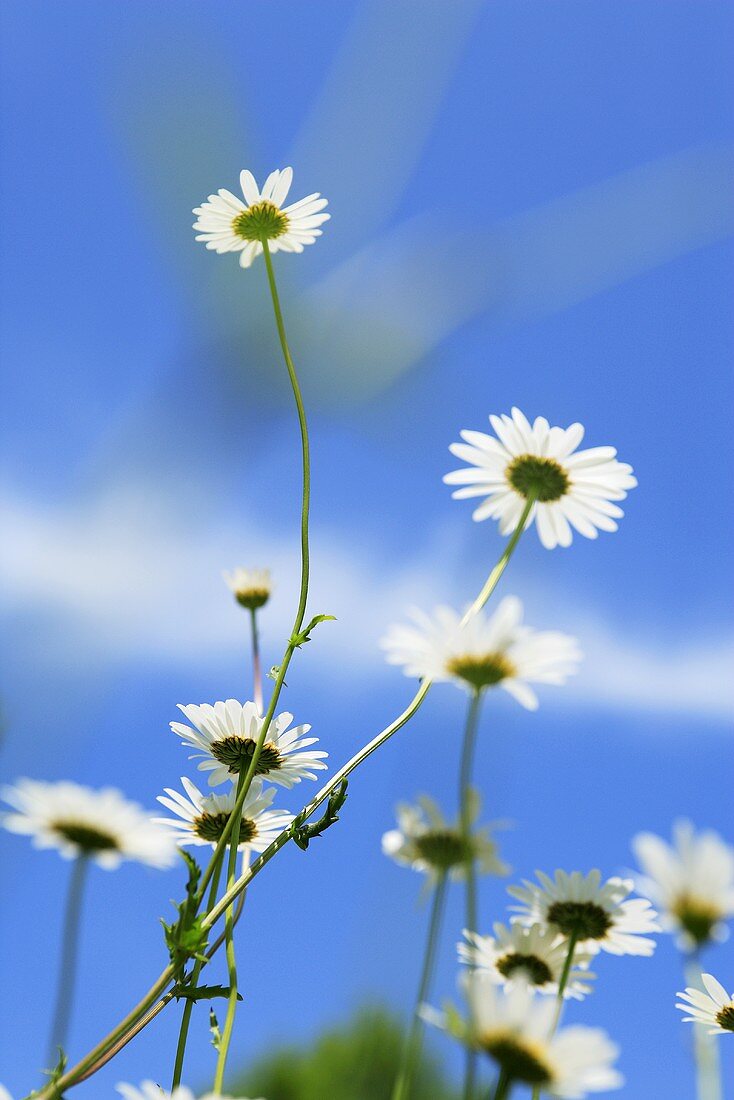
0,1086,12,1100
380,596,580,708
382,794,508,883
155,777,293,854
444,407,636,549
1,780,176,870
508,870,660,957
171,699,327,789
193,167,329,268
117,1084,263,1100
223,566,272,611
677,973,734,1035
458,923,596,1000
424,973,622,1095
633,820,734,950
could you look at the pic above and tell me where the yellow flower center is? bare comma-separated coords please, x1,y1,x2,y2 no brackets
232,201,289,241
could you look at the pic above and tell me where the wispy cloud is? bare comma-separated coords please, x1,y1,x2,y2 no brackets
1,485,732,723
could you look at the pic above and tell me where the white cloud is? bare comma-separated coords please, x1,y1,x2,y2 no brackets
1,485,732,723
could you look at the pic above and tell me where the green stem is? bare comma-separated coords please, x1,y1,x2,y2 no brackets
170,856,224,1088
686,956,722,1100
493,1070,512,1100
33,498,534,1097
532,930,579,1100
392,873,449,1100
250,607,263,713
47,855,88,1066
459,691,484,1100
213,846,240,1092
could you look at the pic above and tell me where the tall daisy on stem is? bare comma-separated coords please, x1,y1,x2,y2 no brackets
383,597,580,1099
223,567,273,712
1,780,174,1067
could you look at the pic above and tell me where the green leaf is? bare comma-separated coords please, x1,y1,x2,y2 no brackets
293,779,348,851
161,851,209,982
290,613,336,648
173,983,242,1003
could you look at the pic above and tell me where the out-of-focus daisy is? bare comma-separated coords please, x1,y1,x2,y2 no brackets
117,1085,263,1100
509,870,659,957
677,974,734,1035
423,973,622,1095
171,699,327,789
633,821,734,950
458,923,595,1000
381,596,580,709
193,167,329,268
444,407,636,549
1,780,176,870
0,1085,12,1100
382,794,508,882
223,567,272,611
155,777,293,854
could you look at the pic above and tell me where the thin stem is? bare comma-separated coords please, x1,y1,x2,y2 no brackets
212,844,239,1091
532,931,579,1100
685,956,722,1100
250,607,263,713
47,855,88,1066
34,500,534,1097
392,873,448,1100
492,1070,512,1100
459,691,484,1100
171,857,225,1088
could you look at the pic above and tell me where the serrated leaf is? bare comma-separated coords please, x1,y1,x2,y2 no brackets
290,613,336,648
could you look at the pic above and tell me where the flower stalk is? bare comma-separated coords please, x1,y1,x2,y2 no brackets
459,689,484,1100
685,956,723,1100
47,854,88,1067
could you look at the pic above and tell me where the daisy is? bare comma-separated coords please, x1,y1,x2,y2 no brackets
382,794,508,882
155,777,293,854
117,1085,263,1100
171,699,327,789
1,779,176,869
633,820,734,950
0,1086,11,1100
677,973,734,1035
380,596,580,708
458,923,595,1000
424,974,622,1095
193,167,329,268
508,870,659,957
444,407,636,549
223,567,272,611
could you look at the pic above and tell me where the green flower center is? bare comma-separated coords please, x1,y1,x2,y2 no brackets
480,1032,552,1084
445,653,516,690
210,737,283,777
716,1004,734,1032
193,811,257,845
232,201,288,242
672,896,722,947
547,900,613,940
53,821,119,853
496,952,554,987
507,454,569,502
235,587,270,611
414,829,471,870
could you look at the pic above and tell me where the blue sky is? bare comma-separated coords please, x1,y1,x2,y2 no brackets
1,1,733,1096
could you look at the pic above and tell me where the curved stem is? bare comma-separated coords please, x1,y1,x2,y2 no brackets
47,855,88,1066
686,955,722,1100
392,873,448,1100
212,845,239,1091
459,690,484,1100
250,607,263,713
33,499,533,1097
170,856,225,1087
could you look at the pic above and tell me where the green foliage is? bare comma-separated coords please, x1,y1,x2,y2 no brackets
161,850,209,982
231,1005,458,1100
292,779,349,851
290,613,337,649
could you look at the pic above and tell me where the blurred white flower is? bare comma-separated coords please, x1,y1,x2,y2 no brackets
423,973,622,1095
677,973,734,1035
223,566,272,611
382,794,508,882
117,1085,264,1100
171,699,327,789
0,1085,12,1100
633,820,734,950
155,776,292,854
458,922,595,1000
193,166,329,268
381,596,580,709
1,780,176,869
509,869,659,957
444,407,636,549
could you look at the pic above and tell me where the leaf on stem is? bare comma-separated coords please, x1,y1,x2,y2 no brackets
161,850,209,982
293,779,349,851
290,613,336,649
